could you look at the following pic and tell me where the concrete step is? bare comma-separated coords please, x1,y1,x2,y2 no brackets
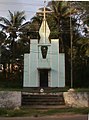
22,92,65,106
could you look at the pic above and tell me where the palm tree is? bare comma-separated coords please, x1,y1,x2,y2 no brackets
50,1,76,53
0,10,26,49
30,15,43,39
0,10,26,71
0,31,6,64
48,1,78,87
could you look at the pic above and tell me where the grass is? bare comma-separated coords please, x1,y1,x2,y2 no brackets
1,87,89,92
75,88,89,92
0,107,89,117
41,107,89,115
1,86,89,93
0,87,68,92
0,87,23,91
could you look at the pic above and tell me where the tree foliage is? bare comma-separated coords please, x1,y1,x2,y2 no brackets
0,1,89,88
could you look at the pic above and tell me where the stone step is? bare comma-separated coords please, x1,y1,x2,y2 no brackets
22,98,64,103
22,101,64,106
22,93,65,106
22,95,63,99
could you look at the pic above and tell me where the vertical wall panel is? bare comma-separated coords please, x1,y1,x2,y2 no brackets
30,40,38,87
23,54,30,87
59,53,65,87
51,39,59,87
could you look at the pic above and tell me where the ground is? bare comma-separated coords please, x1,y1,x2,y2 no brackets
0,114,87,120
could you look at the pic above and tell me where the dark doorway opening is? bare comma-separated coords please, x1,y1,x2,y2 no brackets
40,69,48,87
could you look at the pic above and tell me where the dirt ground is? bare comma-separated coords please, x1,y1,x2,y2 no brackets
0,114,87,120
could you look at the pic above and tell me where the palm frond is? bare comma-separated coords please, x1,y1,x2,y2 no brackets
0,24,8,30
19,22,30,31
0,17,11,26
8,10,13,23
13,11,26,28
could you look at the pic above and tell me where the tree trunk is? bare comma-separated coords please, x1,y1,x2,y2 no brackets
11,37,15,73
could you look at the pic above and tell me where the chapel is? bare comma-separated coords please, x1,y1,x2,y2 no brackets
23,4,65,88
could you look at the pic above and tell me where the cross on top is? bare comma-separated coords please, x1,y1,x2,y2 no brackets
39,0,51,44
43,0,46,20
43,1,51,20
37,0,51,20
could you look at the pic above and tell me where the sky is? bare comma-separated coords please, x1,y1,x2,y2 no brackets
0,0,51,22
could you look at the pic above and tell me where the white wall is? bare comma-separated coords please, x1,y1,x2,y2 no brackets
64,91,89,107
23,54,30,87
0,91,21,108
23,39,65,88
50,39,59,87
59,54,65,87
29,40,38,87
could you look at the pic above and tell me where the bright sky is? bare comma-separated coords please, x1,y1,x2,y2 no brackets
0,0,51,22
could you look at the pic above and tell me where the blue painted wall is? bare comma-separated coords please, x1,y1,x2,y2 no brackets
23,39,65,87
